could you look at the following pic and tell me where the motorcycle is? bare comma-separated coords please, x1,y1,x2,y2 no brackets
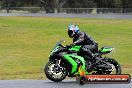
44,40,121,82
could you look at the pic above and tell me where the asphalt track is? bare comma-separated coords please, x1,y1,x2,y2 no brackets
0,13,132,19
0,79,131,88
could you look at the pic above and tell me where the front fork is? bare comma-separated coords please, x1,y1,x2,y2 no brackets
53,59,63,73
55,59,61,66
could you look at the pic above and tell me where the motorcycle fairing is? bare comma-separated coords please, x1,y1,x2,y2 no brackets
69,46,81,52
63,54,85,74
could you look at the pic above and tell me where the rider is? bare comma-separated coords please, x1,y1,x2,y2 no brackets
67,24,98,61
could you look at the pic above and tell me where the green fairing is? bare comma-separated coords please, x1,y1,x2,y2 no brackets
101,48,113,52
63,54,85,74
69,46,81,51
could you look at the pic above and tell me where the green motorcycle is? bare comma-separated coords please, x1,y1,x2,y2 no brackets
44,40,121,82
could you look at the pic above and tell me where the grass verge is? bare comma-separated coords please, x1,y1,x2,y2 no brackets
0,17,131,79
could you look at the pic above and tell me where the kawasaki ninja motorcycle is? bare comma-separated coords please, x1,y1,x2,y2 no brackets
44,40,121,82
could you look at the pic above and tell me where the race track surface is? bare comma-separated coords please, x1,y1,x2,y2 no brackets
0,13,132,19
0,79,131,88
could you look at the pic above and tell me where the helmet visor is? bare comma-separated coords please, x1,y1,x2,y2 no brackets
68,30,73,38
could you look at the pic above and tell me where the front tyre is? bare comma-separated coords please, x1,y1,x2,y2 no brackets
104,58,122,74
44,60,67,82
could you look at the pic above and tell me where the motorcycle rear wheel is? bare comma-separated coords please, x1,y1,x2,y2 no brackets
103,58,122,74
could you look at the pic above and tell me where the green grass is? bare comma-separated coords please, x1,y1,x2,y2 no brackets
0,17,132,79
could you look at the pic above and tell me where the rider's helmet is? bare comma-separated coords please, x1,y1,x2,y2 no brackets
68,24,79,38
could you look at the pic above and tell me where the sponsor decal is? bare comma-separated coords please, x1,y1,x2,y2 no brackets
81,74,131,83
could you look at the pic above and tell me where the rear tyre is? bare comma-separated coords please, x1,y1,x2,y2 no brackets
104,58,122,74
44,60,67,82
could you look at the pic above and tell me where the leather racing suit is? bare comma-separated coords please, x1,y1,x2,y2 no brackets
72,31,98,60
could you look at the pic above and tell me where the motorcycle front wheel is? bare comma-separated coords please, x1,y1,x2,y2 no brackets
44,60,67,82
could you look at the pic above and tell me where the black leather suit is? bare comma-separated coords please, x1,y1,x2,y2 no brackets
73,31,98,59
